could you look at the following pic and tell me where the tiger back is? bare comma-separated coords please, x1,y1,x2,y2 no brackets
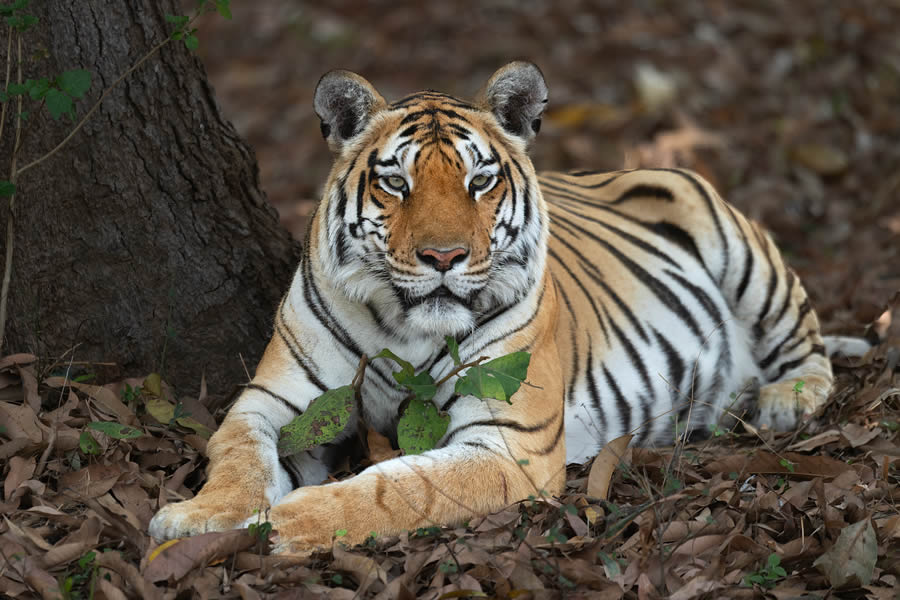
149,62,841,553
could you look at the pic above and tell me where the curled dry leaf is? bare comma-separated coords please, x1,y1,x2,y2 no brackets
587,434,633,499
142,530,256,583
44,376,137,425
332,542,388,594
3,455,35,501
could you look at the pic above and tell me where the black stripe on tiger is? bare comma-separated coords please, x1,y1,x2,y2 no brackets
439,412,560,448
611,184,674,205
758,299,813,371
652,168,730,283
547,247,611,345
584,336,608,434
274,316,329,394
245,383,303,416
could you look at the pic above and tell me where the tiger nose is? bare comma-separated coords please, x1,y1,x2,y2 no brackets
417,247,469,272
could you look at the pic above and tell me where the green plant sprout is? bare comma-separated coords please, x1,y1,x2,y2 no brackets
742,553,787,588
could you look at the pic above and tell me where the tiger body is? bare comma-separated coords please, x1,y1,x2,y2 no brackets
150,63,834,552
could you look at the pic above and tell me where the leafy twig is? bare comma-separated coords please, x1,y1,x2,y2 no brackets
434,355,489,387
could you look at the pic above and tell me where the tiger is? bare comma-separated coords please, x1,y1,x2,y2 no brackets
149,62,870,553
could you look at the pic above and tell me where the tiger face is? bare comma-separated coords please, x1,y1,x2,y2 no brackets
313,64,549,339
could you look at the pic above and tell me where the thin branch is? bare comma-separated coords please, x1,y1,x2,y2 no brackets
0,32,21,350
15,34,172,178
434,355,489,388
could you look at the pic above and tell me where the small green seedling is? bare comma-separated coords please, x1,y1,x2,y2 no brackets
742,553,787,588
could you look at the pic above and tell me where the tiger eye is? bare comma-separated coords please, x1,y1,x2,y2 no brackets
385,176,406,190
471,174,490,189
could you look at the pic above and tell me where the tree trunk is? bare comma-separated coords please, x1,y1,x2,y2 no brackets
0,1,301,398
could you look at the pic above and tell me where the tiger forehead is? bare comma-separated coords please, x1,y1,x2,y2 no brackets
366,97,499,173
388,90,476,111
383,95,488,142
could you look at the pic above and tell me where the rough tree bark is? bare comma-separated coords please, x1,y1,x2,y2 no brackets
0,1,301,398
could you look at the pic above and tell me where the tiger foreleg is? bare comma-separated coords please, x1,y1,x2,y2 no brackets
148,412,287,539
149,333,328,540
256,445,557,554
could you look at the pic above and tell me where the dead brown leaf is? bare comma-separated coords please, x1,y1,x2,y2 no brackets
4,455,35,501
44,376,137,425
142,530,256,582
367,427,401,464
706,451,854,478
587,434,632,499
332,542,388,594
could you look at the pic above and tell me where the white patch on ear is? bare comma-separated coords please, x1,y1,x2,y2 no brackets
314,70,386,153
477,61,548,145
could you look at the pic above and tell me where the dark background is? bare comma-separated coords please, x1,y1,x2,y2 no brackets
194,0,900,333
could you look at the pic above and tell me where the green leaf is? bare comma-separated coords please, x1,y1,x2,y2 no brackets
399,371,437,400
184,34,199,51
215,0,232,19
277,385,354,456
44,88,73,121
397,397,449,455
376,348,437,398
0,0,27,14
6,13,37,31
454,351,530,403
143,394,212,438
26,77,50,100
0,181,15,198
375,348,415,378
78,431,101,455
445,336,460,365
58,69,91,99
6,83,27,95
86,421,143,439
165,13,189,25
77,552,96,570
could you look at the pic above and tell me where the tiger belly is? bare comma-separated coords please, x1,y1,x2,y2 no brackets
562,303,762,464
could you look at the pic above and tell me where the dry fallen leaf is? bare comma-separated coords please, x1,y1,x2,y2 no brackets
367,427,401,464
143,530,256,583
813,518,877,587
587,434,633,499
332,542,388,594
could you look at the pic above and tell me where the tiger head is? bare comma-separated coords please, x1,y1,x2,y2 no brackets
312,62,549,340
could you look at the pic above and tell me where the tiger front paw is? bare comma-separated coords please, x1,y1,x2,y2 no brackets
149,497,261,541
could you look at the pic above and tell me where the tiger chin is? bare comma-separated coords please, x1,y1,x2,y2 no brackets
149,62,869,553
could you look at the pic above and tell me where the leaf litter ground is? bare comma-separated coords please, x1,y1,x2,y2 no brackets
1,319,899,598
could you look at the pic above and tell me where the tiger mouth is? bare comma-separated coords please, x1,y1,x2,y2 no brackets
402,285,473,309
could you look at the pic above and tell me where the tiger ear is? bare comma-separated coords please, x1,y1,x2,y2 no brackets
476,61,548,145
314,70,386,153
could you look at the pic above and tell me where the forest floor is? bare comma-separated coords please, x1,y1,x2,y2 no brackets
2,1,900,598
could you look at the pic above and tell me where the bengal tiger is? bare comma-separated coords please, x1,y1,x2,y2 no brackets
149,62,869,553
